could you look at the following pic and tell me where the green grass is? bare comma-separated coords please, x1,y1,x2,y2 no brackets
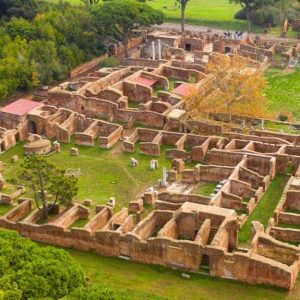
0,141,171,211
268,27,299,38
148,0,257,31
286,208,300,214
128,100,140,109
265,68,300,121
46,0,259,32
0,204,13,216
238,175,288,244
70,218,89,228
277,223,300,230
264,120,300,134
67,248,300,300
193,182,217,196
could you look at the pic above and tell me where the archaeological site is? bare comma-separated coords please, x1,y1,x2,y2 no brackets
1,28,300,293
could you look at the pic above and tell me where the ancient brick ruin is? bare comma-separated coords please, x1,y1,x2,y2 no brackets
0,29,300,291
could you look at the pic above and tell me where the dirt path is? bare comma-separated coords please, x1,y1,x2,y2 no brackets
154,22,298,43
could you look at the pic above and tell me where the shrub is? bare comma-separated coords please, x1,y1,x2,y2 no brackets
0,229,85,299
278,113,289,122
234,9,247,20
251,10,265,26
100,57,120,68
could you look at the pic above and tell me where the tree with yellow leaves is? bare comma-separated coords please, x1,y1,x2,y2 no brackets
187,54,266,122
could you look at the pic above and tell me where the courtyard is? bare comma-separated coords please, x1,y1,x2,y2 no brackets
0,141,173,212
0,22,299,298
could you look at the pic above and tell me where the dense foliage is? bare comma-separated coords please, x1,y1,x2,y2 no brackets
0,1,106,100
0,0,37,20
234,0,300,28
92,0,164,57
0,229,84,299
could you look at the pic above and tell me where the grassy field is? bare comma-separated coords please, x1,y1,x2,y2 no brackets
46,0,253,31
238,175,288,244
148,0,250,30
67,248,300,300
194,182,217,196
265,68,300,121
0,141,172,211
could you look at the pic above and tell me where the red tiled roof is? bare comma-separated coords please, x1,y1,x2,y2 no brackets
172,84,196,97
0,99,42,116
136,76,158,87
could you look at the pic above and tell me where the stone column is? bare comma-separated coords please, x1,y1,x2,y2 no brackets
152,41,156,60
162,167,168,186
158,39,162,60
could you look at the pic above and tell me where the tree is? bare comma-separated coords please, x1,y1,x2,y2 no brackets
0,229,84,299
92,0,164,58
230,0,273,33
187,55,266,122
176,0,190,32
0,0,37,20
19,155,78,219
80,0,100,5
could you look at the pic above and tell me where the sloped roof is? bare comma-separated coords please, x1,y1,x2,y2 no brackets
136,76,158,87
0,99,42,116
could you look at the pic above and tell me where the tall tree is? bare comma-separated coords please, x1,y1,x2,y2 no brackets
230,0,273,33
92,0,164,58
80,0,100,5
19,155,78,219
187,55,266,121
0,0,37,20
176,0,190,32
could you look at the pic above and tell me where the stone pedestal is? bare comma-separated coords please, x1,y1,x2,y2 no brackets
71,147,79,156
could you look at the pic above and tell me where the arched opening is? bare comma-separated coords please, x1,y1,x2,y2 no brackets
0,141,5,153
15,132,21,142
185,43,191,52
28,121,37,134
225,46,231,53
200,254,210,274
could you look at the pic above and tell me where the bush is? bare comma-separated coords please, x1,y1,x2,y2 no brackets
251,10,265,26
264,12,276,26
100,57,120,68
278,113,289,122
0,229,85,299
234,8,247,20
0,2,106,101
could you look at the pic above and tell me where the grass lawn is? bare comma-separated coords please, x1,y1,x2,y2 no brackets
193,182,217,196
264,120,300,134
46,0,259,32
0,204,14,216
67,248,300,300
147,0,255,31
277,223,300,230
0,141,171,211
238,175,289,244
265,68,300,121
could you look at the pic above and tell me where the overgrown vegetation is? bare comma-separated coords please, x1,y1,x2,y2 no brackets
0,1,106,100
265,68,300,121
234,0,300,31
0,142,172,211
238,175,289,244
187,55,266,121
194,182,217,196
0,229,84,299
19,155,78,219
